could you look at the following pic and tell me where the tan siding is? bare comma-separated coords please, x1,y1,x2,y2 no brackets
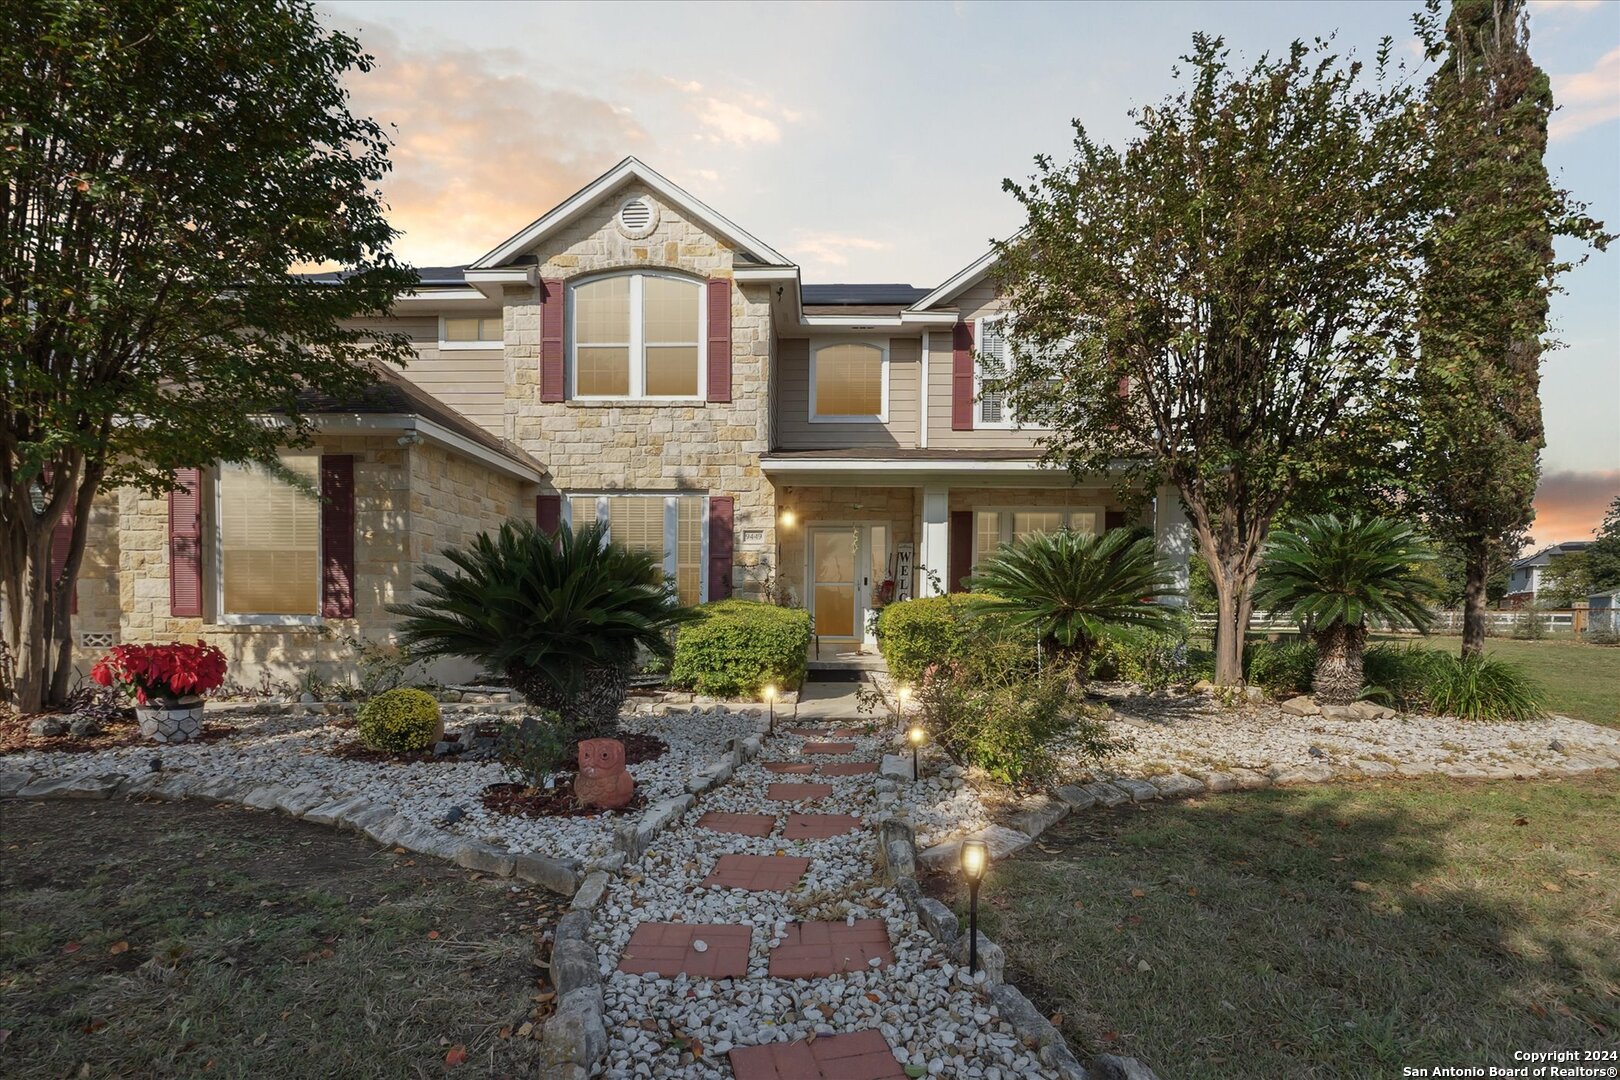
774,336,919,450
345,312,510,437
924,290,1047,451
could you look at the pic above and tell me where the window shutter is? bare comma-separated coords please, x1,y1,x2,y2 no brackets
168,468,204,617
320,455,355,618
948,510,974,592
706,278,732,403
707,495,734,601
951,321,975,430
50,495,77,615
1105,509,1129,533
536,493,562,534
540,278,565,402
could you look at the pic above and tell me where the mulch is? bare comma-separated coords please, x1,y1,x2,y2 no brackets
479,731,669,819
0,712,234,756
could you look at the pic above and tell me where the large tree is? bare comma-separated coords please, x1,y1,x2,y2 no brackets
995,35,1428,685
1,0,415,712
1411,0,1608,656
1586,496,1620,594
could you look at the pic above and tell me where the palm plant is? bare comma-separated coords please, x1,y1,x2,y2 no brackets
390,521,696,735
1253,515,1438,705
968,529,1178,676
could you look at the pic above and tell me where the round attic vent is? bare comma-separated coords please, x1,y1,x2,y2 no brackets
615,196,658,238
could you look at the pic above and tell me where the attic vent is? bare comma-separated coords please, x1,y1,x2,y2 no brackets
615,196,658,238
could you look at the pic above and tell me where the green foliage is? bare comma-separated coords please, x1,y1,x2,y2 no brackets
1420,653,1546,722
994,33,1428,684
1510,608,1550,640
1539,551,1593,609
1245,639,1319,697
875,595,1033,682
1,0,416,711
390,521,697,731
1586,496,1620,593
355,689,442,753
1089,618,1192,691
669,600,812,696
496,713,572,789
1360,642,1439,709
1255,515,1439,634
969,529,1177,666
335,635,416,700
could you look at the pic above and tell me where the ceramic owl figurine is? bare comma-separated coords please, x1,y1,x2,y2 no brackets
574,738,635,809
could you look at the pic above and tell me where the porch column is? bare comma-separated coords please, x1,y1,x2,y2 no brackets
918,486,950,597
1154,484,1192,605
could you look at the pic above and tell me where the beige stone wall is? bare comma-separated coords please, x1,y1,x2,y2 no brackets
772,485,917,606
502,180,776,598
65,434,529,690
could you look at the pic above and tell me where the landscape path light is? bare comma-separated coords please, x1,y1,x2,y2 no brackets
906,723,927,781
896,683,912,725
961,838,989,975
763,684,777,733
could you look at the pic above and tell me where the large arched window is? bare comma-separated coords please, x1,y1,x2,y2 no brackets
809,340,888,422
570,272,704,399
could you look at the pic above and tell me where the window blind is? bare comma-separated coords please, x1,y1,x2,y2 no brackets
220,455,320,615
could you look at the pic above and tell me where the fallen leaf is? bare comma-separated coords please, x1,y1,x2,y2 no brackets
444,1044,468,1067
1185,888,1199,897
253,1032,267,1046
427,930,441,940
1049,1012,1063,1026
1101,1030,1119,1043
905,1066,928,1078
866,993,881,1003
63,941,82,954
498,1026,512,1040
1351,881,1374,892
82,1018,107,1034
1513,817,1530,826
1130,888,1146,899
108,941,129,955
1072,900,1085,910
1541,882,1562,893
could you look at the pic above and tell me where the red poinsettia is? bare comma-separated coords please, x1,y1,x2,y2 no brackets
91,642,228,704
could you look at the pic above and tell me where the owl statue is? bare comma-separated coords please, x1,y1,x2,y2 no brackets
574,737,635,809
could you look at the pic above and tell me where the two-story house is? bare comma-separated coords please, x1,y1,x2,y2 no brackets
61,157,1190,685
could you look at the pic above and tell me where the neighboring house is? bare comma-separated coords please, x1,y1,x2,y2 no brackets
1505,541,1593,607
62,157,1190,686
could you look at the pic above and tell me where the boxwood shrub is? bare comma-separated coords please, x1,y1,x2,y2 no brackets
670,600,812,696
356,687,443,752
875,595,1032,682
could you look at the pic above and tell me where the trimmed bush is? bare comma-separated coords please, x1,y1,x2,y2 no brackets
1089,619,1192,690
1420,653,1545,722
497,711,571,787
1245,639,1317,697
670,600,812,696
356,688,443,752
876,595,1031,682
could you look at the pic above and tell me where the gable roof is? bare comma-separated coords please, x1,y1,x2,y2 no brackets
471,157,792,271
1510,540,1593,570
908,242,1007,312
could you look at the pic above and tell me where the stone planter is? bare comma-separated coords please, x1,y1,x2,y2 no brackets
136,696,205,744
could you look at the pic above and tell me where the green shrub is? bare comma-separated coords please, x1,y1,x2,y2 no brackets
356,688,442,752
1359,643,1437,709
1420,653,1546,722
1245,639,1317,697
669,600,812,696
875,595,1032,682
497,712,572,787
1089,616,1192,690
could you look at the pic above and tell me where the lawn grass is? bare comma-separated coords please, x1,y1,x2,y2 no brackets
0,799,568,1078
931,774,1619,1080
1478,637,1620,728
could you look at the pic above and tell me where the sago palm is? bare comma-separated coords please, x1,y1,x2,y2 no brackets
1254,514,1437,705
969,529,1178,675
390,520,696,735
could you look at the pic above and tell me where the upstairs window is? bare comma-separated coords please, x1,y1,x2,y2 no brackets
441,314,502,348
571,272,703,399
976,317,1012,427
810,341,888,422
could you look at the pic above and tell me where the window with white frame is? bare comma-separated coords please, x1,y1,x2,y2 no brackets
976,316,1013,427
810,341,887,422
570,272,704,399
565,493,707,606
217,454,322,620
441,314,502,348
972,506,1105,565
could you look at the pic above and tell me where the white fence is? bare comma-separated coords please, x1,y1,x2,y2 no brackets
1194,608,1599,636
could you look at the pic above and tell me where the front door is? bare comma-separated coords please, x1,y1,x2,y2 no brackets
809,525,890,644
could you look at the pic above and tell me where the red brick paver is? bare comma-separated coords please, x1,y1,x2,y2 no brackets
784,726,829,737
818,761,879,777
766,782,834,803
762,761,817,774
800,741,857,755
729,1029,904,1080
768,919,895,979
700,853,810,892
617,922,751,978
782,812,862,840
696,812,777,838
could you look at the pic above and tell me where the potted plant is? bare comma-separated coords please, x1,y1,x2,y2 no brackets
91,642,227,743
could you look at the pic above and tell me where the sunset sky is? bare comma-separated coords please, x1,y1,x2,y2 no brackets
319,0,1619,550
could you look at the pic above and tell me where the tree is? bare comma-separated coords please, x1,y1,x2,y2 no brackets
1411,0,1609,657
1584,496,1620,594
1254,515,1438,703
1,0,415,712
995,35,1427,685
1538,550,1592,609
968,529,1176,676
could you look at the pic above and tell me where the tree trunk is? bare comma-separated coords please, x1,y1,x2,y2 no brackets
1461,544,1489,657
1312,622,1366,705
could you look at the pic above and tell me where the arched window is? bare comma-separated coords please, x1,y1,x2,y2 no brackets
570,272,703,399
809,340,888,422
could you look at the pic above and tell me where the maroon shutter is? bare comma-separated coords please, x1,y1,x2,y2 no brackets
540,278,565,402
1105,509,1129,533
706,278,732,403
948,511,974,593
320,455,355,618
951,321,975,431
707,495,734,602
50,496,77,615
536,493,562,534
168,468,204,617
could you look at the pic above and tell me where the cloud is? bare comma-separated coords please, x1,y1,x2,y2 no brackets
1529,469,1619,548
342,28,647,266
788,231,893,272
1550,46,1620,140
1528,0,1603,11
694,98,782,145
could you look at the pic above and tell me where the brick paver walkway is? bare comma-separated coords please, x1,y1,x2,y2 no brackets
696,811,777,837
818,761,879,776
728,1029,907,1080
800,741,857,755
768,919,895,979
617,922,752,978
700,853,811,892
761,761,817,774
766,781,834,802
782,812,861,840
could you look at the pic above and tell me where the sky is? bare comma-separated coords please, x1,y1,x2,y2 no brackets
318,0,1620,549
